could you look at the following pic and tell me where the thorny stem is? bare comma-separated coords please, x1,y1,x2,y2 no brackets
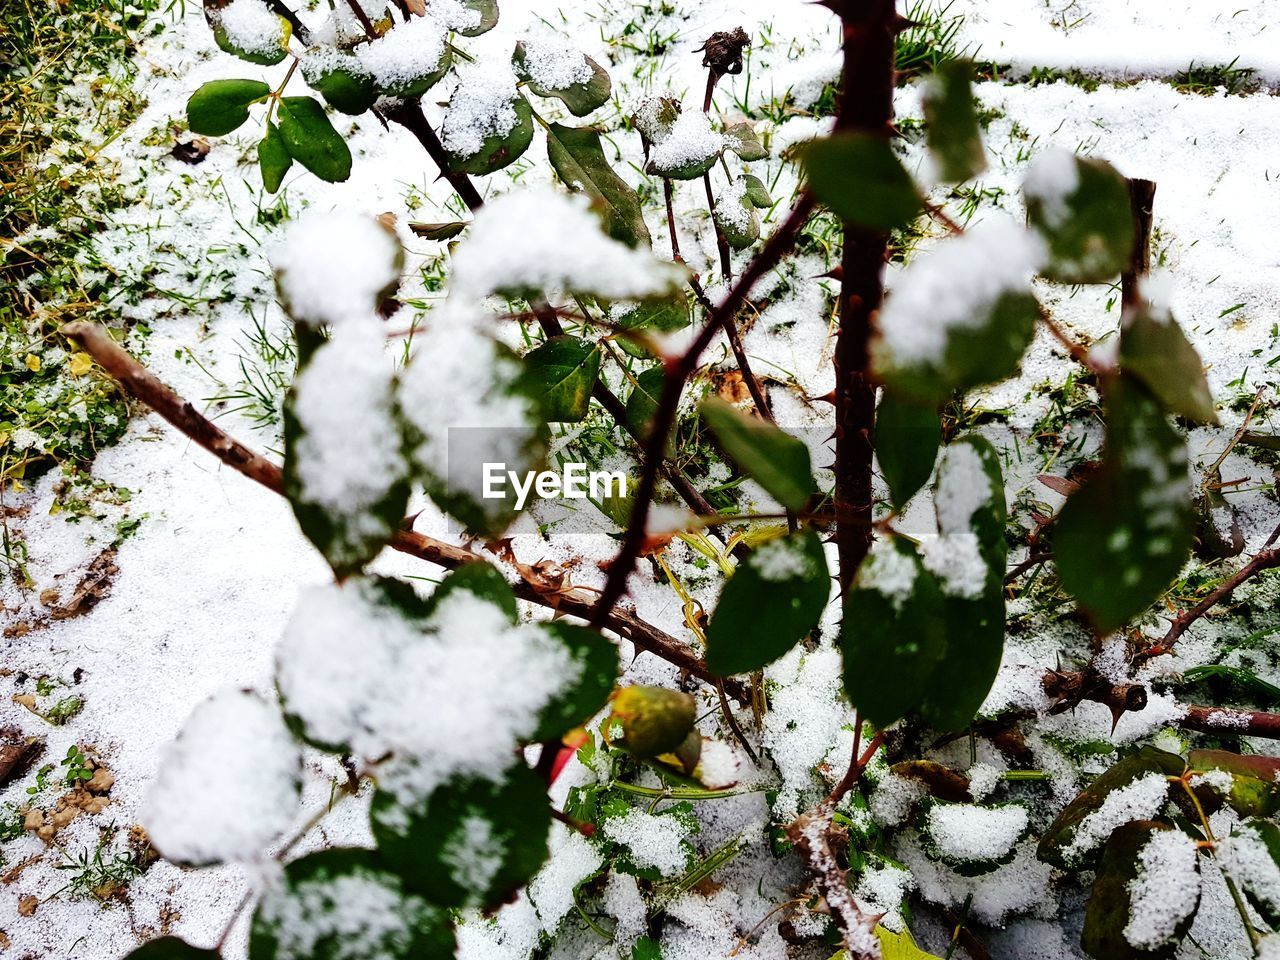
59,322,749,702
589,192,817,629
341,0,378,40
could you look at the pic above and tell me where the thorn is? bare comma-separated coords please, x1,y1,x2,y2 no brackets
810,390,837,406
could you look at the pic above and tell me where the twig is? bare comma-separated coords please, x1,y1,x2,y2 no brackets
340,0,377,40
1155,547,1280,649
589,192,817,628
1202,386,1265,486
60,322,749,702
1120,178,1156,314
1179,705,1280,741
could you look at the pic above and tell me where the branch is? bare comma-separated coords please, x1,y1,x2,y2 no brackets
1179,705,1280,740
1120,178,1156,314
589,191,817,628
1153,547,1280,651
60,322,748,702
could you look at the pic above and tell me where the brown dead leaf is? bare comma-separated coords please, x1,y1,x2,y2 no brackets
2,855,41,885
50,549,118,621
16,895,36,917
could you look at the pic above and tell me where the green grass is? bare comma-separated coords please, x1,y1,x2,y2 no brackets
1172,58,1260,96
0,0,164,490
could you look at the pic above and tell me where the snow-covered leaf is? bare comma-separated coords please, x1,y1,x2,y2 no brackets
724,122,767,162
1120,297,1217,425
423,561,519,623
920,801,1031,875
715,178,761,249
547,122,652,248
1218,817,1280,928
186,78,269,136
142,689,300,867
443,68,535,175
206,0,290,65
798,132,921,230
700,397,815,511
249,849,454,960
1037,747,1182,869
532,621,619,740
1081,821,1200,960
1186,749,1280,817
454,0,499,36
876,390,940,510
922,60,986,183
872,217,1043,404
513,38,611,117
258,120,292,193
613,296,691,357
370,764,551,909
607,686,696,759
357,16,451,98
524,336,603,422
706,530,830,676
304,53,377,115
277,96,351,183
642,107,725,180
283,324,410,577
841,537,945,728
123,938,220,960
1054,376,1194,634
918,437,1007,731
1024,148,1133,284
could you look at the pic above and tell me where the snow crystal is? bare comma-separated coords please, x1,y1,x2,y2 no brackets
449,187,684,300
1124,829,1200,950
276,582,577,798
602,872,648,946
441,64,521,159
1189,768,1234,797
968,762,1004,801
272,211,401,328
1023,147,1080,228
869,772,927,827
1218,824,1280,920
429,0,482,32
216,0,286,57
1060,772,1170,865
857,539,917,609
927,803,1028,863
290,322,403,519
519,33,593,90
355,14,448,91
527,826,604,931
141,689,299,864
648,110,727,174
750,535,817,582
602,808,690,876
874,216,1044,368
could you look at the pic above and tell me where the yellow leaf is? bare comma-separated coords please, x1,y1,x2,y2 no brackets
876,927,945,960
24,354,41,372
67,353,93,376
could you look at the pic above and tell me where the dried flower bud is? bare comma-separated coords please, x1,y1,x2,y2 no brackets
696,27,750,77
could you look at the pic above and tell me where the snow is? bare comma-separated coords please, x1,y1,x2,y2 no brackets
749,535,817,581
519,32,593,89
449,187,685,300
1060,772,1171,865
271,211,401,329
354,13,449,91
1022,147,1080,228
141,689,300,865
873,216,1044,368
601,808,691,876
441,63,522,159
215,0,287,57
1218,823,1280,920
926,802,1028,864
1124,829,1200,951
857,538,917,608
647,109,727,174
526,826,603,931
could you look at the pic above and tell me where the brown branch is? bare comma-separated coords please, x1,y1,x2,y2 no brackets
1179,705,1280,740
341,0,377,40
703,172,734,281
60,321,748,702
1120,178,1156,314
381,99,486,213
1154,547,1280,650
589,192,817,628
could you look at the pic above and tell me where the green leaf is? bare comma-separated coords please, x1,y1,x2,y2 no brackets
1120,301,1217,424
918,437,1008,731
716,184,761,250
249,849,454,960
524,336,603,422
514,41,612,117
625,366,668,442
309,62,377,116
277,96,352,183
370,765,551,909
123,938,221,960
186,79,269,136
531,621,620,740
705,530,830,676
1054,376,1194,633
876,390,940,509
632,938,664,960
797,132,922,231
282,335,410,579
1037,747,1183,869
724,122,767,161
919,801,1031,875
699,396,816,511
1081,821,1199,960
607,686,696,758
423,561,519,624
841,538,945,728
447,95,535,175
547,122,652,248
1186,749,1280,817
1025,150,1134,284
922,59,986,183
613,295,691,358
455,0,499,36
258,120,292,194
1222,817,1280,927
741,173,773,208
408,220,469,241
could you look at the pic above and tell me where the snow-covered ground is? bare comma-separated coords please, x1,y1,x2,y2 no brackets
4,1,1280,957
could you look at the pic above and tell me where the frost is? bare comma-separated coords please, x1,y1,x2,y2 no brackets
355,14,448,90
750,535,816,581
142,689,298,864
449,188,684,300
874,216,1044,367
272,211,400,328
647,110,726,174
277,583,577,798
519,33,593,89
215,0,286,57
1060,772,1170,865
1024,147,1080,228
926,803,1028,864
602,808,691,876
441,63,521,159
1124,829,1200,950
